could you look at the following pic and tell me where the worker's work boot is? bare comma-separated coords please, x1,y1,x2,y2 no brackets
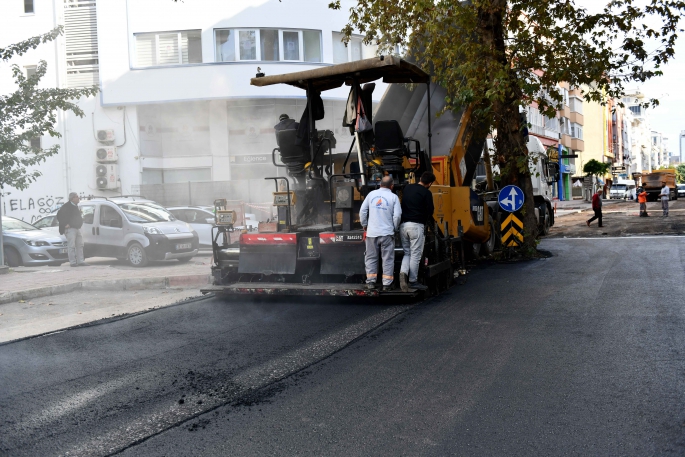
399,273,409,292
366,283,377,291
383,284,396,292
409,282,428,291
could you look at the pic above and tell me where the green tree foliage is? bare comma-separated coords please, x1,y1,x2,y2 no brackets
675,164,685,183
583,159,610,178
0,27,99,190
329,0,685,250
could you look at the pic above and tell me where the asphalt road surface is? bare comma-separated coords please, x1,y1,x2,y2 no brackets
2,237,685,456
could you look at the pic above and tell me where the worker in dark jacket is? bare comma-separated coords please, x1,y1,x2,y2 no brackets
399,171,436,291
586,189,604,227
56,192,89,267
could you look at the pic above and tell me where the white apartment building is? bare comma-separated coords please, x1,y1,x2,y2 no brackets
650,131,667,170
0,0,386,223
624,93,652,175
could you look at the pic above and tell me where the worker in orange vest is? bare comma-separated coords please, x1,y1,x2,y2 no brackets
637,186,649,217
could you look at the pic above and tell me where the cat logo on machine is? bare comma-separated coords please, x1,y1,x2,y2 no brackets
335,234,363,242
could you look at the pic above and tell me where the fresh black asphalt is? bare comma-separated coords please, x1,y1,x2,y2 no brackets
1,237,684,456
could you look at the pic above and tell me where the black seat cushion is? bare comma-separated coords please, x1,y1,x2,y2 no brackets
277,129,307,173
374,120,405,155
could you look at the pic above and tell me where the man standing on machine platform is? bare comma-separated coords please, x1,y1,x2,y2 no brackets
399,171,436,292
360,176,402,291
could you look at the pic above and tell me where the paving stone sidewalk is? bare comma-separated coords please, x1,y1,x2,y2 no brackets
0,253,213,298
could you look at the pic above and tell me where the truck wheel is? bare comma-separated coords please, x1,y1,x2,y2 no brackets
126,242,149,267
480,216,497,256
3,247,22,267
540,211,551,236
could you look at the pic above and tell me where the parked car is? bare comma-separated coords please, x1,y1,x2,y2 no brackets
32,214,62,236
78,197,199,267
677,184,685,198
2,216,68,267
167,206,216,248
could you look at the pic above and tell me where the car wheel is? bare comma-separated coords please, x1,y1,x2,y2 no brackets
126,242,149,267
177,256,193,263
4,247,22,268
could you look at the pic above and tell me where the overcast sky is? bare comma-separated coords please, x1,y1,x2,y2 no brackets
574,0,684,157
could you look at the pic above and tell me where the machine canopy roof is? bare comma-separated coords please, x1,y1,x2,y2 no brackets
250,55,430,91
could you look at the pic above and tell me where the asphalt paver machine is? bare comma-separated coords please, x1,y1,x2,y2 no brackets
204,56,492,298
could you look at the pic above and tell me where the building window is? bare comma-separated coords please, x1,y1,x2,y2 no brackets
30,136,41,151
24,0,34,14
571,123,583,140
64,0,99,88
134,30,202,67
215,29,322,63
25,65,37,79
569,96,583,114
332,32,378,64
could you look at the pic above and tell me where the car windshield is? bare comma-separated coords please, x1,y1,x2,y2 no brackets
2,217,38,231
117,202,176,223
613,185,626,190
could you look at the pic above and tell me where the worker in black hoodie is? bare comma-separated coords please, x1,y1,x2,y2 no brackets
399,171,436,292
56,192,90,267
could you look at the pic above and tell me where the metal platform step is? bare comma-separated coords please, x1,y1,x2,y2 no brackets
200,282,421,298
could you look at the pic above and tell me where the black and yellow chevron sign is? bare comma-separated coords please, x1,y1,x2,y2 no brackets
501,212,523,247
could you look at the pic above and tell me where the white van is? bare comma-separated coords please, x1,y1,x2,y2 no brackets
609,180,636,200
78,196,199,267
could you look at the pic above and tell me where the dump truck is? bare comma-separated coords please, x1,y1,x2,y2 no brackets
202,56,557,298
641,170,678,201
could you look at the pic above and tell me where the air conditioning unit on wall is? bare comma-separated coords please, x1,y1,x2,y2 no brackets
96,146,118,162
95,164,119,190
97,129,115,143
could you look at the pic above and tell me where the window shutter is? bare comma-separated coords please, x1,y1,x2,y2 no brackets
136,34,156,67
158,33,180,65
64,0,99,88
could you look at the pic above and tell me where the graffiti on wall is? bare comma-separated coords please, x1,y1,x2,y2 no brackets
2,192,87,223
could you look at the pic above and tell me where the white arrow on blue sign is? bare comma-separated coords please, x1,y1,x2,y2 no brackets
498,185,524,212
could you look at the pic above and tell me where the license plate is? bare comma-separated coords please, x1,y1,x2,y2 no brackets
176,243,192,250
59,248,67,254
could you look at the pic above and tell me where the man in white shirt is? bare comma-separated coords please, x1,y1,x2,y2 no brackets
659,182,670,217
360,176,402,291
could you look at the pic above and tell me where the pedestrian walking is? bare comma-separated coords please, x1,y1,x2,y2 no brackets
398,171,435,292
360,176,401,291
56,192,90,267
638,186,649,217
586,189,604,227
659,182,670,217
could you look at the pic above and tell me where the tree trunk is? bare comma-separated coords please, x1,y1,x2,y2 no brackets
478,0,538,252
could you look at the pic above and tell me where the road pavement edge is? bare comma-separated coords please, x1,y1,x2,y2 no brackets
0,274,211,305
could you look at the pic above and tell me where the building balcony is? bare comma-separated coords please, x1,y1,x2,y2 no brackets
571,138,584,151
561,134,572,148
569,111,583,125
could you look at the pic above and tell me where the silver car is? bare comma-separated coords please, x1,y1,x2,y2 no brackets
2,216,68,267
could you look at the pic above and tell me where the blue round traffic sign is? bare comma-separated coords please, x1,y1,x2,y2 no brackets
498,185,524,212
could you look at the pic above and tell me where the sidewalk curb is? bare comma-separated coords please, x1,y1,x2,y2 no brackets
0,274,211,305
